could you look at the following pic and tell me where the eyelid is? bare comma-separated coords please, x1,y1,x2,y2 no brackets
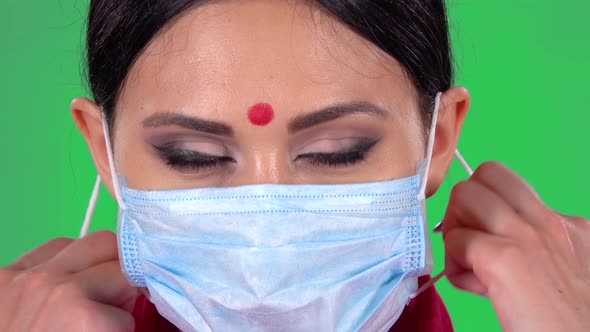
153,144,236,172
155,140,231,157
153,144,220,158
294,138,379,166
297,137,377,155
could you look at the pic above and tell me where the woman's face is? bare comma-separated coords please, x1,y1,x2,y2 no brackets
107,1,430,190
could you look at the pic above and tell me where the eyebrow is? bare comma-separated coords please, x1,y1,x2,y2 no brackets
288,101,388,133
142,113,234,136
142,101,388,136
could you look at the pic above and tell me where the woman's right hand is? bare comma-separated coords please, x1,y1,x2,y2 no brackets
0,231,138,331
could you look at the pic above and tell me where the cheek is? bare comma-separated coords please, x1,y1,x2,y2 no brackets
114,144,158,189
378,120,426,178
110,123,166,190
398,108,427,158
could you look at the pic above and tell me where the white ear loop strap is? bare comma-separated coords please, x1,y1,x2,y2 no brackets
417,92,442,200
79,175,101,238
101,113,126,209
410,151,474,299
411,93,475,300
78,112,126,238
454,149,473,176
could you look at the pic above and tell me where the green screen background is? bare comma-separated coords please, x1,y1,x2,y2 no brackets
1,1,588,331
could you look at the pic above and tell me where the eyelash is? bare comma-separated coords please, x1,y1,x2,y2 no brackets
154,145,236,171
294,139,379,167
154,139,379,172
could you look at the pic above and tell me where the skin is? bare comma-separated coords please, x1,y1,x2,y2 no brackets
82,0,453,191
0,1,588,331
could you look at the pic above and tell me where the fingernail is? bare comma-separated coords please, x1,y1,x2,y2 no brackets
433,220,444,233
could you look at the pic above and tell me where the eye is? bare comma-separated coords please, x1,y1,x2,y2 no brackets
294,138,379,167
153,144,236,172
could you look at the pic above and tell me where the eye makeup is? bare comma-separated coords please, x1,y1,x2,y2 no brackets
145,103,387,175
152,137,379,173
153,143,236,172
294,138,380,168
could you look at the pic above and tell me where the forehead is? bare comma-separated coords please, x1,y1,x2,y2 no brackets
118,0,416,119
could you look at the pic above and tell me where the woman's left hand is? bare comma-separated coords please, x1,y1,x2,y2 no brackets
442,161,590,332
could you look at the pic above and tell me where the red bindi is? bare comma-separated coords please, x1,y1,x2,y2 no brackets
247,103,275,126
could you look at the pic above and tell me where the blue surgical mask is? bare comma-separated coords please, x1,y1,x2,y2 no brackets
80,92,464,332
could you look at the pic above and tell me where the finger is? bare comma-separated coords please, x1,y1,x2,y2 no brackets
445,271,488,296
444,227,502,294
57,300,135,332
89,302,135,332
72,260,138,309
433,220,443,233
8,237,74,271
48,231,118,274
442,179,523,237
554,212,590,264
555,212,589,227
471,161,548,224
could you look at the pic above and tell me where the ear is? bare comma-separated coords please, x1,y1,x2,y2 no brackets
425,86,470,198
70,97,116,199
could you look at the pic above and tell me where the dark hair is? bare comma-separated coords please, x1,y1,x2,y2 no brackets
86,0,453,130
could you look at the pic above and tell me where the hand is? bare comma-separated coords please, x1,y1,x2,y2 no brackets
0,231,138,332
442,161,590,332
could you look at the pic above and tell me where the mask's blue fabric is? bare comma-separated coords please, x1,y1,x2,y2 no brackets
117,163,431,332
